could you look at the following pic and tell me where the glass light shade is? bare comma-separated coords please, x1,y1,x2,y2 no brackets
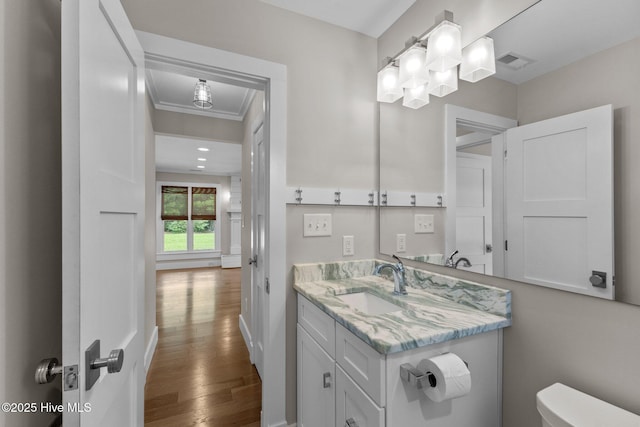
377,65,403,103
398,46,429,89
427,67,458,97
193,79,213,109
425,21,462,72
460,37,496,82
402,85,430,109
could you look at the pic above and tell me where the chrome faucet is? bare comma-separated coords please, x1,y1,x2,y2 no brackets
455,257,472,268
374,255,408,296
445,250,459,267
445,250,472,269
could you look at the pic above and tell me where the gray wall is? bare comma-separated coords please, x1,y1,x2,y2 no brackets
0,1,63,426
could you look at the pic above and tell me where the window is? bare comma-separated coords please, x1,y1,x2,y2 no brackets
160,184,217,253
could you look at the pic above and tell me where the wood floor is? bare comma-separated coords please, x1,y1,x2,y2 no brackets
144,267,261,426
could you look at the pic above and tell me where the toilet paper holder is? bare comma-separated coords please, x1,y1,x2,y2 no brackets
400,358,469,390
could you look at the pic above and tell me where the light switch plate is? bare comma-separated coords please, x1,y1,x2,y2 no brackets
396,234,407,252
343,235,355,256
303,213,332,237
414,214,435,234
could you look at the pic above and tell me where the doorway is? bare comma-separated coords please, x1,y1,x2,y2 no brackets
139,31,287,425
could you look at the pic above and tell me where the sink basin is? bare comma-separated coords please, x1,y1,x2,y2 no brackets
337,291,403,316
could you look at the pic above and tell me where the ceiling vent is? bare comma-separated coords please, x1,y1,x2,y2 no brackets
496,52,534,70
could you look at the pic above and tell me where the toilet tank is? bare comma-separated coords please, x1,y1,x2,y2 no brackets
536,383,640,427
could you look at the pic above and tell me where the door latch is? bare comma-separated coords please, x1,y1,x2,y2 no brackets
35,359,78,391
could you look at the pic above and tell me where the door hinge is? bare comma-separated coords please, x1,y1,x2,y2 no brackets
265,277,270,294
504,149,508,158
505,240,508,251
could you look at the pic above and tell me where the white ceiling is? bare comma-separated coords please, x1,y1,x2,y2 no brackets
490,0,640,84
260,0,416,38
155,135,242,176
146,69,256,121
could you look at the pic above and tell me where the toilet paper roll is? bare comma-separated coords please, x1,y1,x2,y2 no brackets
417,353,471,402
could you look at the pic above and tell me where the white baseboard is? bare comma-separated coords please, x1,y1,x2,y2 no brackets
144,326,158,376
156,258,221,270
239,314,254,363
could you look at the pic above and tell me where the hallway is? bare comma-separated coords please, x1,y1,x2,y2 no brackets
144,267,261,426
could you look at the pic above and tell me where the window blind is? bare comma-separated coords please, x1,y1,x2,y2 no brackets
161,186,188,220
191,187,216,220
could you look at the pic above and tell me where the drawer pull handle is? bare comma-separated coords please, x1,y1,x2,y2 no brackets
323,372,331,388
346,418,358,427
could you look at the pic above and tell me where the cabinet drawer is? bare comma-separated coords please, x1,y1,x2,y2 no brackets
336,365,385,427
298,294,335,357
335,323,386,407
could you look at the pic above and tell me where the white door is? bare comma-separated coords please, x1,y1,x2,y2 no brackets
62,0,146,424
505,105,614,299
456,153,493,274
251,122,266,378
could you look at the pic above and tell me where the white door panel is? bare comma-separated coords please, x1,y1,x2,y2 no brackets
505,104,614,299
62,0,145,424
456,154,492,274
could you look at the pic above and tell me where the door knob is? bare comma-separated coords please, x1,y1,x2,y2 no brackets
35,358,63,384
90,349,124,373
85,340,124,390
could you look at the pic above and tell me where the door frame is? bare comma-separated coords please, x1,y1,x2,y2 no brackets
444,105,517,266
137,31,288,426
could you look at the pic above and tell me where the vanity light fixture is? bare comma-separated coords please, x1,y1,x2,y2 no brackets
376,64,403,103
402,84,430,109
398,45,429,89
424,21,462,72
193,79,213,110
460,36,496,82
427,67,458,97
377,10,496,108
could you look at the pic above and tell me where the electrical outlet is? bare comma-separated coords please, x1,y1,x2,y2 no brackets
343,235,355,256
414,214,435,234
396,234,407,252
303,213,332,237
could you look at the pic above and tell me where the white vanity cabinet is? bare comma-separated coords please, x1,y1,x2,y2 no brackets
297,294,503,427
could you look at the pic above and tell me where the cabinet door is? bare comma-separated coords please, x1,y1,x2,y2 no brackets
298,324,335,427
336,366,385,427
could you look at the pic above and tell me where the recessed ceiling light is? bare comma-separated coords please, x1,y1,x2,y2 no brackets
197,165,205,169
198,147,209,152
197,158,207,162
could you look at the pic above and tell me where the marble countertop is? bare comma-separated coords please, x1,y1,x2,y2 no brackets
293,260,511,354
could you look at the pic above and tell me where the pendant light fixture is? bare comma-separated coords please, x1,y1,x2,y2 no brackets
193,79,213,110
376,10,496,109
